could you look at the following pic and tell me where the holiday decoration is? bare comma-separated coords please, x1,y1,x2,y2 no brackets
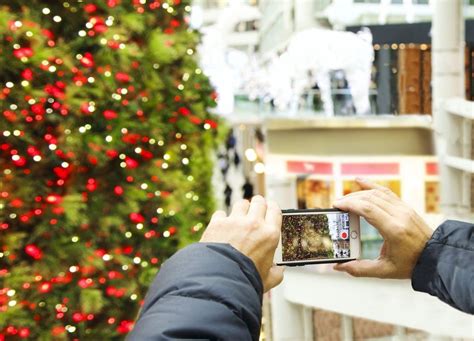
259,28,374,116
0,1,218,338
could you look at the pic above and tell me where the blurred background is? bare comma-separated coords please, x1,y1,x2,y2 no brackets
0,0,473,340
194,0,473,340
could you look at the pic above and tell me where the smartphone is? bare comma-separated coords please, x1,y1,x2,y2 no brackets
275,208,361,266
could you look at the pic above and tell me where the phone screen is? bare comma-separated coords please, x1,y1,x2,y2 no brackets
282,211,351,262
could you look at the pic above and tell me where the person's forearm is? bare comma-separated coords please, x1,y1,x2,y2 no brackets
128,243,263,340
411,220,474,314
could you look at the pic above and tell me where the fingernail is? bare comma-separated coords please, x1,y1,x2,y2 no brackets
356,177,367,182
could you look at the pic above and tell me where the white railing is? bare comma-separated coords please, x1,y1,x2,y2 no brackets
437,97,473,218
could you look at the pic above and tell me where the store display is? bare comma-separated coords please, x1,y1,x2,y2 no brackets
343,179,401,197
425,181,440,214
296,177,335,209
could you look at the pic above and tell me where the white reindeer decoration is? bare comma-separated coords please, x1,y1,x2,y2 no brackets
266,28,374,116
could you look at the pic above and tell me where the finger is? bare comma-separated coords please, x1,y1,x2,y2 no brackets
336,189,397,217
247,195,267,221
356,178,399,200
230,199,250,217
265,200,282,231
354,177,380,190
210,210,226,222
333,197,392,236
333,259,390,278
264,265,284,292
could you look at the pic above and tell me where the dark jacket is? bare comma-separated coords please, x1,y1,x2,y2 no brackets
128,243,263,341
412,219,474,314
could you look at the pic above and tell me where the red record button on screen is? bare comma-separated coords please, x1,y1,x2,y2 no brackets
340,231,349,240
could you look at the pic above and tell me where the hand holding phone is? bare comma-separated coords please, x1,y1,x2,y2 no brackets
275,209,361,266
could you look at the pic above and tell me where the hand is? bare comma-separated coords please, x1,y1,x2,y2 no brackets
200,195,284,292
333,178,434,279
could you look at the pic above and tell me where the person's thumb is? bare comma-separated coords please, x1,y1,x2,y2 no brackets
264,265,285,292
333,259,389,278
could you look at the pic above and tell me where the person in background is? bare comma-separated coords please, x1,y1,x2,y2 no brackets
242,177,254,200
129,179,473,340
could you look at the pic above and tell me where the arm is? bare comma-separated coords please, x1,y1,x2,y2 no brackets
128,243,263,341
128,196,284,340
333,178,473,315
412,220,474,314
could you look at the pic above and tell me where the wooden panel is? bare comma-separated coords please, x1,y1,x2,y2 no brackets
421,49,432,115
398,47,422,114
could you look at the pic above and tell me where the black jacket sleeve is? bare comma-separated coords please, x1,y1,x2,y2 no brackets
127,243,263,341
411,220,474,314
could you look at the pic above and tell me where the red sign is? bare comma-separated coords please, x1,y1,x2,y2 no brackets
286,161,333,175
426,162,438,176
341,163,399,175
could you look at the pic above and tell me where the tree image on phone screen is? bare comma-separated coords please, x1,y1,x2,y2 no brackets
282,213,351,262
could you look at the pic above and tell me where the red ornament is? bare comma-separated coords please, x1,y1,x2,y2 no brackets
114,186,124,195
125,157,139,169
26,146,40,156
78,278,94,288
122,133,141,144
31,103,45,116
3,110,17,122
170,19,180,28
178,107,191,116
12,155,26,167
25,244,43,260
89,17,107,33
13,47,34,59
169,226,177,235
86,178,98,191
103,109,118,120
53,166,72,180
106,286,116,296
84,4,97,13
107,0,119,7
115,72,131,82
117,320,134,334
41,29,55,40
140,149,153,160
10,198,23,208
6,326,17,335
21,69,34,81
80,52,94,68
72,312,85,322
106,149,119,159
129,212,145,224
122,245,133,254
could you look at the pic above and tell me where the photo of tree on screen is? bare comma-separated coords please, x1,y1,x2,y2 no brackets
282,213,351,262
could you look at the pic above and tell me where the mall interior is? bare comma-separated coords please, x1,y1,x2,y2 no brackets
194,0,474,340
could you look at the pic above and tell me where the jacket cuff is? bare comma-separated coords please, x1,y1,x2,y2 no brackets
411,237,441,293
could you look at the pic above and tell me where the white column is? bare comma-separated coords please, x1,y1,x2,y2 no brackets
431,0,467,215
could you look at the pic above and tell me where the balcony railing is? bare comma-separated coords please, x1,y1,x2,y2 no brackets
234,89,389,117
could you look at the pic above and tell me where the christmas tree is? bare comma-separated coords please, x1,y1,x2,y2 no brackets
0,0,218,339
